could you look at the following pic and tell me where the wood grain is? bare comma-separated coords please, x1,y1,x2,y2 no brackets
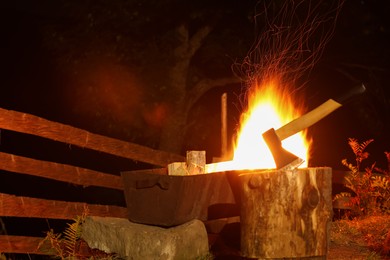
0,192,128,220
0,152,124,190
239,167,332,259
0,107,184,167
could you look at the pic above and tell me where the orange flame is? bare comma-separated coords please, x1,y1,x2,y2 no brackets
232,80,310,170
206,79,310,173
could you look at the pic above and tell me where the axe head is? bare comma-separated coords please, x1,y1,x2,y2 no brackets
262,128,304,170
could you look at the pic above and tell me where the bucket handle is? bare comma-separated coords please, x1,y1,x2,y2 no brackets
136,177,170,190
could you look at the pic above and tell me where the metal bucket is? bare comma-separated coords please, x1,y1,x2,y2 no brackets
121,170,229,227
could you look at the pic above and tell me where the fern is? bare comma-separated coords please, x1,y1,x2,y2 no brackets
347,138,373,171
38,207,119,259
375,151,390,176
333,192,352,205
335,138,390,217
63,214,85,256
371,175,390,190
38,229,65,257
38,207,88,259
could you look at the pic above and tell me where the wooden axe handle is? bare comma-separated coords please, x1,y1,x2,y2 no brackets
276,99,341,140
275,83,366,141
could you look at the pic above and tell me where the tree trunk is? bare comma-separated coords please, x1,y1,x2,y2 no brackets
158,107,187,154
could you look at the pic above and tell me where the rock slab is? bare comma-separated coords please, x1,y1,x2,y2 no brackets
81,216,209,260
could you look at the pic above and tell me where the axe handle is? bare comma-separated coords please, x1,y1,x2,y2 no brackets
275,99,342,141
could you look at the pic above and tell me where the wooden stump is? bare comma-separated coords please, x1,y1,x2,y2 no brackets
239,167,332,259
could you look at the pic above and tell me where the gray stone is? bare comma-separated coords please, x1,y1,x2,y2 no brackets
81,216,209,260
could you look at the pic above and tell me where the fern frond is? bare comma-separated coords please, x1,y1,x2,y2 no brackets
38,206,103,259
347,138,358,153
37,229,64,257
63,221,81,255
335,138,390,216
371,175,390,190
62,210,87,256
385,151,390,175
357,139,373,164
385,151,390,161
359,139,374,153
333,192,351,201
341,159,358,172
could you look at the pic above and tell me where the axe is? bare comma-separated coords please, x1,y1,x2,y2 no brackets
262,83,366,170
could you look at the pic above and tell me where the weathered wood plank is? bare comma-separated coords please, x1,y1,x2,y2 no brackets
0,152,124,190
0,235,48,254
0,107,184,167
0,193,128,220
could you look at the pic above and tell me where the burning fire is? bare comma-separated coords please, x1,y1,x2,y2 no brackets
207,79,310,173
202,0,343,173
233,80,310,170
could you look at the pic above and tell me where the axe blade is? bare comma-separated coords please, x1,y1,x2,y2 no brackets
262,128,304,170
262,84,366,170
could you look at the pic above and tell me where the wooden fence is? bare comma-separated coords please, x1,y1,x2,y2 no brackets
0,107,184,255
0,107,357,256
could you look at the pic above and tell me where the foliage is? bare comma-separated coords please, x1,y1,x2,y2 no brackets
334,138,390,217
38,208,118,259
38,209,87,259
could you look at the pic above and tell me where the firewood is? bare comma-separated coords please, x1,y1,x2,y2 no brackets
239,167,332,259
168,150,205,175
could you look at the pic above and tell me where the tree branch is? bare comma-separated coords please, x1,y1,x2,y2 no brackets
170,24,214,101
188,26,213,57
174,24,212,59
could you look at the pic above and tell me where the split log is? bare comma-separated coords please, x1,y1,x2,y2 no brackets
167,150,205,175
239,167,332,259
186,150,205,175
167,162,187,176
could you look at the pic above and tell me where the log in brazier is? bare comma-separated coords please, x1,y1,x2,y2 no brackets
239,167,332,259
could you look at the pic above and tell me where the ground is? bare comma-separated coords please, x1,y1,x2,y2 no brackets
328,215,390,260
209,215,390,259
328,242,377,260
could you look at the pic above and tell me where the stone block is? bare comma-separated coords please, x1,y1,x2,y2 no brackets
81,216,209,260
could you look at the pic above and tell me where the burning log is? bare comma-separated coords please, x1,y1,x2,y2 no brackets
239,167,332,259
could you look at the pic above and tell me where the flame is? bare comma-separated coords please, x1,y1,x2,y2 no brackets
206,79,310,173
232,80,310,170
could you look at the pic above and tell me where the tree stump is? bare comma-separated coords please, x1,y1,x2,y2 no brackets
239,167,332,259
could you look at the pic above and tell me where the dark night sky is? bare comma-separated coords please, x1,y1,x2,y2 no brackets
1,0,390,171
304,1,390,169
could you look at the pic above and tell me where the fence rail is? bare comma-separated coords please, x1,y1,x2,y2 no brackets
0,152,124,190
0,107,180,255
0,107,184,167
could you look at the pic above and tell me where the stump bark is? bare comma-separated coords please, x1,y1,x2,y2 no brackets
239,167,332,259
